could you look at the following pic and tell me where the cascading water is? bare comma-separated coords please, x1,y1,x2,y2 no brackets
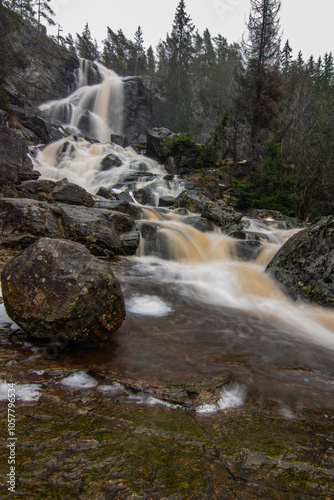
40,59,124,142
29,60,334,410
33,136,185,202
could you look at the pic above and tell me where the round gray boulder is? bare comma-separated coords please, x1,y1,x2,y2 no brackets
1,238,125,343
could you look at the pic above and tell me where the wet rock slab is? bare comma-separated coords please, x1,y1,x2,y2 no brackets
0,335,333,500
0,197,140,257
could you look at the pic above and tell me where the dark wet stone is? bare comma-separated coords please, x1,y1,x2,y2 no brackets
133,187,155,206
173,191,208,213
234,240,262,261
158,196,175,208
95,186,116,200
100,154,123,171
266,215,334,306
183,216,215,233
1,238,125,343
110,134,128,148
163,174,174,181
115,191,134,203
93,200,143,219
59,204,140,257
247,209,304,229
145,127,175,162
53,178,94,207
201,200,242,228
0,198,63,249
0,111,37,186
0,198,140,257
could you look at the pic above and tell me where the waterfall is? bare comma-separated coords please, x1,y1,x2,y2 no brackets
40,59,124,142
32,59,334,369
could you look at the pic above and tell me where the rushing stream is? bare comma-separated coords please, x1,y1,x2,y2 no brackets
3,59,334,413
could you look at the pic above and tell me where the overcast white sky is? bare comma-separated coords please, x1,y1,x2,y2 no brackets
49,0,333,60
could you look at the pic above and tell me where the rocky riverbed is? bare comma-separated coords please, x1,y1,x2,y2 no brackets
1,253,334,499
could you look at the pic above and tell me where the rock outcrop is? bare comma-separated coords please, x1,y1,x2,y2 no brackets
1,8,78,105
145,127,175,161
0,197,140,257
266,216,334,307
123,78,165,141
1,238,125,343
173,191,208,213
0,111,40,186
201,200,242,229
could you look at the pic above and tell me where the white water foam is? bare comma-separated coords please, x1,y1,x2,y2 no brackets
196,383,246,414
60,371,98,389
126,294,172,317
98,382,128,394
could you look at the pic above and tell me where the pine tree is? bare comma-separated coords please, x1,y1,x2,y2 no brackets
296,50,304,71
102,28,131,75
34,0,55,29
203,28,215,66
307,55,315,78
64,33,76,55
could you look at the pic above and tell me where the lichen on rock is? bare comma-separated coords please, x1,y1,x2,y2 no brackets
1,238,126,343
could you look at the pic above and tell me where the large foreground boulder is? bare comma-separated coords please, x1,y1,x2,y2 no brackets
1,238,125,343
266,215,334,307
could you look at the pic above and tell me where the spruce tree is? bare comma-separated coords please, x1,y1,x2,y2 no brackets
281,39,292,73
76,23,98,61
323,52,334,87
165,0,194,131
133,26,146,75
147,46,156,75
237,0,285,156
156,40,168,77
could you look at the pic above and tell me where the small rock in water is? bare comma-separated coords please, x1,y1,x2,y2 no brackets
158,195,175,208
100,153,123,170
1,238,125,344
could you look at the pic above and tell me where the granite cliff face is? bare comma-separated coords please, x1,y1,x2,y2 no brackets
123,76,165,140
0,7,79,106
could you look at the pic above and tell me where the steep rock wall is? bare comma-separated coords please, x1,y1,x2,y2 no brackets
0,6,79,106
